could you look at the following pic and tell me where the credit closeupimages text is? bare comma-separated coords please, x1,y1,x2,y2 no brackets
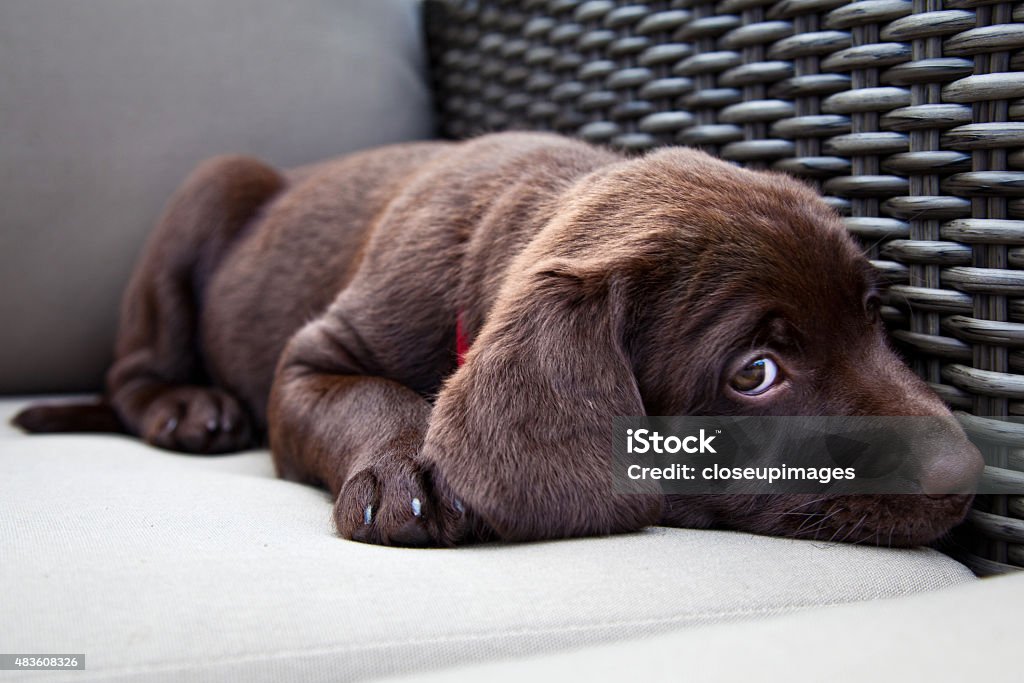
624,428,856,484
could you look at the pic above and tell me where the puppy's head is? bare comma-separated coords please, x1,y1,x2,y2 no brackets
426,144,983,545
577,148,983,546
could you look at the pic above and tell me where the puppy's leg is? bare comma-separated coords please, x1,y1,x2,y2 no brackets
421,263,664,542
108,156,285,453
268,313,474,547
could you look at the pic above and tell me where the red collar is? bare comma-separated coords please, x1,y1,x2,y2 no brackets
456,312,471,367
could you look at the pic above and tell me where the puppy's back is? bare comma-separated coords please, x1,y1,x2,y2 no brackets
203,132,622,419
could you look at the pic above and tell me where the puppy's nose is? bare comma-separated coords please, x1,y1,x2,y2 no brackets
919,441,985,498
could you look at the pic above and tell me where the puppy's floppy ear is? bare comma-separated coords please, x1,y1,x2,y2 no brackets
421,258,663,542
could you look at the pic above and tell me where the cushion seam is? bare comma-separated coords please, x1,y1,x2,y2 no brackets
42,594,955,680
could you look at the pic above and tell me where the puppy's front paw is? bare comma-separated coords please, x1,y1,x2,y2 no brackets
334,454,473,547
140,386,253,454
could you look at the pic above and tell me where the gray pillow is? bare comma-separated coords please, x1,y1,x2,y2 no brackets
0,0,434,394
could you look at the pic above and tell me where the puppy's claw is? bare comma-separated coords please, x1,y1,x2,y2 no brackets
454,499,465,514
162,417,178,435
363,504,373,525
411,497,422,517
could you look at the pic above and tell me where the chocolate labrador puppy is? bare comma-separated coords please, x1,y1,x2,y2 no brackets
15,132,984,547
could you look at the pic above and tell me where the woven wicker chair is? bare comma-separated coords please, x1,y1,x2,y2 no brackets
425,0,1024,575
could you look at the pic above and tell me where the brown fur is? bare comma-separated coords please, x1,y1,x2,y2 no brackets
14,132,984,547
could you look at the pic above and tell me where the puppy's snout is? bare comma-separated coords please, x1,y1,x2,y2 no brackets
851,359,985,496
919,442,984,497
916,421,985,497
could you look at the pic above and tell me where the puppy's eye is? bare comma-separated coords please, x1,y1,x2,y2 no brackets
730,358,779,396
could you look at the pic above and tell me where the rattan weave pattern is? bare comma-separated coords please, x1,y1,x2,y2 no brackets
425,0,1024,574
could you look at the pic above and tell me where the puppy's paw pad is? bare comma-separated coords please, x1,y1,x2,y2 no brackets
141,387,252,454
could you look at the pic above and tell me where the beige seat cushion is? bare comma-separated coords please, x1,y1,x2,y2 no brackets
395,571,1024,682
0,398,974,682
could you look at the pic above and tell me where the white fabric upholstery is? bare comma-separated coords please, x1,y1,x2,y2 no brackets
399,571,1024,682
0,398,975,682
